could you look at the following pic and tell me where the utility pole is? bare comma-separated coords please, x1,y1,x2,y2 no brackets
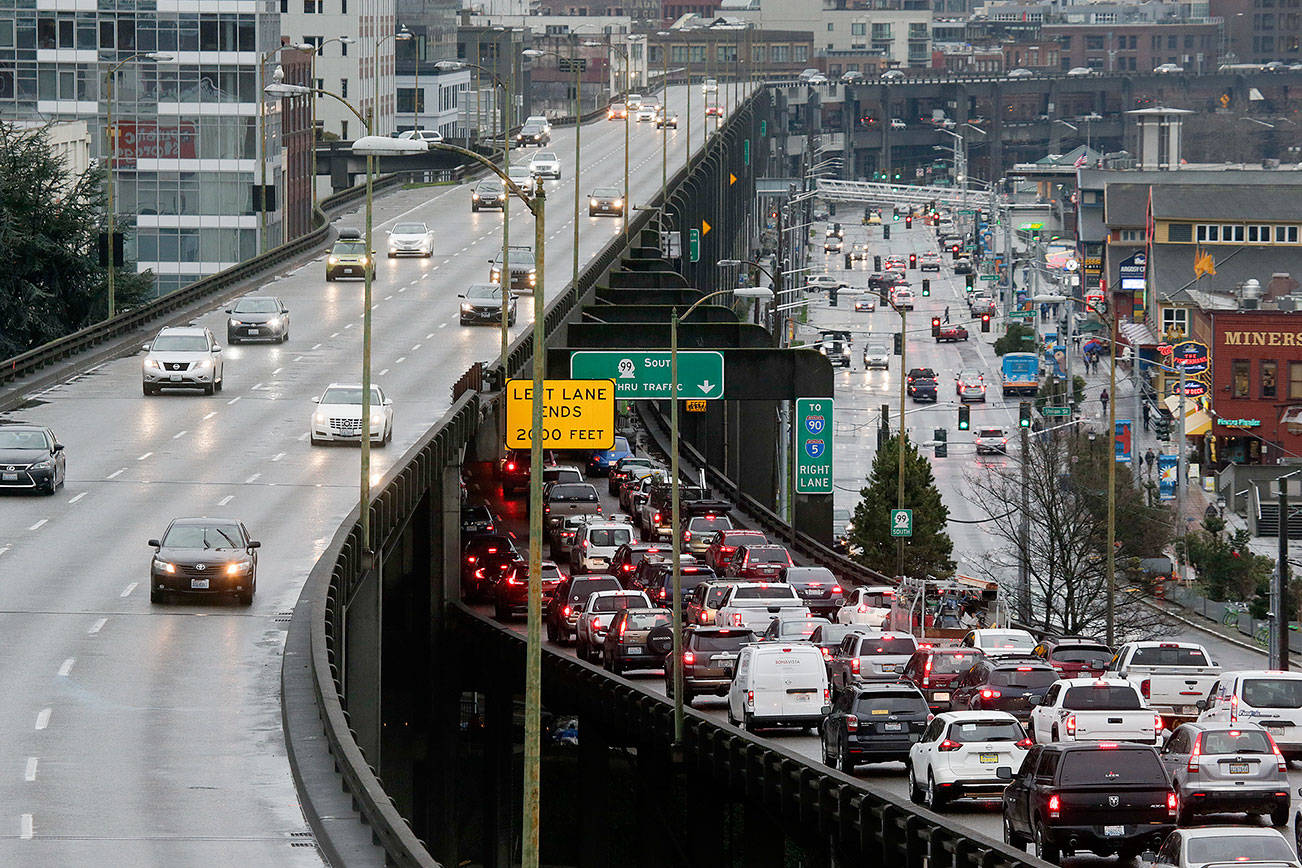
1177,365,1187,532
1105,315,1118,647
1277,472,1298,670
896,308,907,580
1019,425,1031,623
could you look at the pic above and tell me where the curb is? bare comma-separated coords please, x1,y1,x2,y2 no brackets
1141,595,1302,662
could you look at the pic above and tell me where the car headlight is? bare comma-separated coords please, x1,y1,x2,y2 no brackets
359,256,369,266
30,458,53,470
461,303,473,312
614,199,623,207
229,319,243,326
194,358,211,369
314,412,327,423
328,256,338,265
472,193,480,200
225,561,250,575
144,359,159,369
154,559,176,574
267,317,280,328
591,199,599,207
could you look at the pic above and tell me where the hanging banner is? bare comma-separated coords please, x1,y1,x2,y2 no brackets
1115,419,1133,464
1158,453,1179,500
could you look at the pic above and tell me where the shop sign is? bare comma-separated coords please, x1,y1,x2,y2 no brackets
1219,418,1261,428
1171,341,1208,374
1118,252,1146,290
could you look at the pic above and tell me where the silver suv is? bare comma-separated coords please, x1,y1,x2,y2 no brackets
142,326,223,396
1158,722,1290,825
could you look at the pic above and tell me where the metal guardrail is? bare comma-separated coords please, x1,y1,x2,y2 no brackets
0,175,404,389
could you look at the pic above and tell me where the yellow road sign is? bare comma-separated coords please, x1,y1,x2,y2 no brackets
685,400,707,412
729,173,737,185
505,379,615,449
702,219,712,235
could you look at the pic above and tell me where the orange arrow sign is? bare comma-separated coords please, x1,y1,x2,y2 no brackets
729,173,737,185
702,219,712,235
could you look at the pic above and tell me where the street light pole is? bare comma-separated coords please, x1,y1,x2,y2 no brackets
525,45,583,291
897,308,907,579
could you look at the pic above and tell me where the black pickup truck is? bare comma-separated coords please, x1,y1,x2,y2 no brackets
1002,742,1176,863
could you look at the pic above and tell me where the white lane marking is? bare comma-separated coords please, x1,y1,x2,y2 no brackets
227,396,241,405
271,368,282,375
438,323,448,329
251,383,264,391
106,468,125,479
172,430,188,440
34,710,50,731
68,492,86,504
25,758,38,782
345,323,354,329
27,519,47,531
426,332,434,339
217,495,234,506
330,332,340,338
312,343,322,350
245,473,261,484
297,432,309,441
395,357,406,365
20,814,32,840
120,583,137,598
411,343,421,351
0,545,10,557
272,452,285,462
397,287,406,293
137,452,152,461
203,412,217,421
57,659,74,677
88,618,107,635
293,356,304,362
378,368,389,376
384,295,393,300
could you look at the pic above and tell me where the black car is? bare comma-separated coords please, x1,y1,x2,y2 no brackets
642,559,717,606
499,448,531,496
462,533,517,600
471,180,505,211
820,683,931,773
780,565,844,617
459,282,516,326
492,559,564,620
609,541,666,582
954,258,974,274
908,377,938,402
225,296,289,344
601,607,671,674
545,575,623,643
489,246,537,292
0,425,66,495
516,120,550,146
949,659,1058,718
906,367,936,386
148,517,260,604
666,626,754,702
588,187,624,217
1002,742,1176,862
607,456,656,496
460,505,496,536
759,615,829,644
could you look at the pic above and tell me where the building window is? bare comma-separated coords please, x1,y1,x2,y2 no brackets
1276,225,1300,243
1262,360,1278,399
1222,224,1244,242
1248,224,1270,242
1291,361,1302,399
794,45,807,62
1161,307,1188,339
303,0,321,12
872,23,891,40
827,22,834,31
340,77,347,98
1118,229,1142,242
1086,35,1104,50
1232,360,1250,398
851,22,865,35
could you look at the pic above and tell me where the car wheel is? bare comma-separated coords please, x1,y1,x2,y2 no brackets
1273,805,1291,827
281,332,289,343
150,586,165,604
744,713,757,734
821,735,834,767
681,687,693,706
215,376,222,393
838,741,855,775
727,702,738,727
907,764,923,804
326,274,335,282
609,657,622,675
925,772,946,810
1003,815,1026,850
237,587,254,606
1033,821,1059,863
203,383,214,396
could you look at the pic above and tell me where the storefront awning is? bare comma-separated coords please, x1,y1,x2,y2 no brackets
1076,320,1106,334
1164,394,1212,437
1120,320,1158,348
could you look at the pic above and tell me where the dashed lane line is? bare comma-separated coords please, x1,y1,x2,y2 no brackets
34,710,50,731
87,618,106,635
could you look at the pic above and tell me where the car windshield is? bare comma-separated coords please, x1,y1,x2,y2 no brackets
854,694,927,715
393,223,427,234
478,182,502,193
1201,729,1274,755
947,720,1024,743
1062,684,1142,709
914,379,937,388
731,586,798,600
321,387,382,405
162,523,245,549
151,334,210,352
0,430,48,449
549,484,597,502
689,517,731,532
1128,646,1211,667
508,168,531,179
989,668,1058,689
692,632,752,651
466,284,504,301
626,612,670,630
703,586,731,607
861,638,917,656
234,298,279,313
1059,748,1165,784
1186,835,1296,865
332,241,366,255
722,532,766,545
748,549,790,564
929,653,979,674
1242,678,1302,709
568,579,620,602
497,250,535,267
867,344,890,354
1052,647,1112,665
592,188,620,197
587,528,632,547
982,634,1035,651
789,569,836,586
813,625,856,644
593,594,645,612
776,620,820,638
535,152,557,161
978,429,1004,438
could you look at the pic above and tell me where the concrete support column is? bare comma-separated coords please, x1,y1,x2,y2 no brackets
577,708,611,868
741,799,784,868
483,686,515,868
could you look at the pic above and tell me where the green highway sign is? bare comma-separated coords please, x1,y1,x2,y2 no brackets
958,209,975,215
1043,406,1071,417
795,398,833,495
570,350,724,400
890,508,913,538
1008,310,1035,319
979,274,998,281
688,228,700,263
744,138,750,166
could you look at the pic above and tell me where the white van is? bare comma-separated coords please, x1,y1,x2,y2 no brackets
1198,670,1302,759
727,644,830,732
569,521,636,574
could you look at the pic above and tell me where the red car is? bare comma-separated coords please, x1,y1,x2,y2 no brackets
936,325,969,343
703,529,767,572
725,544,793,580
1032,638,1113,678
899,647,986,711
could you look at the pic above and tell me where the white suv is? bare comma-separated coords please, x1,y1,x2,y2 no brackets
974,427,1007,455
569,521,636,574
142,326,224,396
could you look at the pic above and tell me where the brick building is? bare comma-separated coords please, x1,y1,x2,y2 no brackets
1042,21,1221,72
1210,311,1302,465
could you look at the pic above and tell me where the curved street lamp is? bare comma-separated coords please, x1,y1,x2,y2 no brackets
586,39,631,244
523,45,584,293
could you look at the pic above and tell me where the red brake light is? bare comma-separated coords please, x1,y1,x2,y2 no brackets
1154,713,1164,733
1015,737,1033,749
845,714,859,732
1016,666,1033,671
467,556,476,563
619,620,627,638
746,690,754,708
821,647,831,660
850,658,860,674
980,689,1001,699
1188,732,1203,772
1065,714,1076,736
1167,791,1178,817
591,617,602,630
832,585,842,593
1048,794,1061,818
938,739,960,751
1269,734,1287,771
682,651,695,665
507,462,515,471
562,605,572,616
1140,678,1151,699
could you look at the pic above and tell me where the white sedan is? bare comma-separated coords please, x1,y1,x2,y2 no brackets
836,586,895,627
907,711,1030,810
386,221,434,257
310,383,393,446
528,151,562,180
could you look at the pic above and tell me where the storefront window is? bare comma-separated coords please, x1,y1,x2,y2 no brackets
1290,361,1302,399
1262,360,1277,399
1232,360,1250,398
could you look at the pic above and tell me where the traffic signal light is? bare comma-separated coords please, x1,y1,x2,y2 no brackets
934,428,948,458
965,273,975,290
1019,402,1032,428
830,284,839,307
1154,415,1171,441
921,279,931,297
909,253,917,269
981,313,991,332
931,317,941,337
874,255,882,271
905,215,913,228
958,405,970,431
883,226,891,240
893,332,903,355
844,253,852,269
892,207,900,222
829,202,837,216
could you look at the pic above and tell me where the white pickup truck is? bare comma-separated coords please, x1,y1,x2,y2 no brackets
715,582,808,632
1028,678,1162,745
1106,641,1220,725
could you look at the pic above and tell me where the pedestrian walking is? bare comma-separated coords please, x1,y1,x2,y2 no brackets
1100,388,1109,415
1141,401,1151,432
943,306,950,323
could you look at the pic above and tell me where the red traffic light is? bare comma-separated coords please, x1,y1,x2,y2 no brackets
980,313,992,333
931,317,941,337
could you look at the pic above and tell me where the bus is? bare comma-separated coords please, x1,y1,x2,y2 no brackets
1001,352,1040,396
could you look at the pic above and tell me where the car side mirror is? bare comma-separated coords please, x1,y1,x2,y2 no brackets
458,294,466,298
311,397,320,403
384,398,393,406
248,540,261,549
224,308,233,314
1027,695,1041,706
52,443,64,452
148,539,160,548
142,343,151,352
282,309,289,314
211,345,221,353
1195,699,1207,711
996,766,1013,781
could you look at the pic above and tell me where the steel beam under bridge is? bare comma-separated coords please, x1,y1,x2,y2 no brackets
816,178,988,209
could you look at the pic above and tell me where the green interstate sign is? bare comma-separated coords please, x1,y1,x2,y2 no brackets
795,398,833,495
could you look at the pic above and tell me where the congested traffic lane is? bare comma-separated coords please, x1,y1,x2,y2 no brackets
0,85,723,861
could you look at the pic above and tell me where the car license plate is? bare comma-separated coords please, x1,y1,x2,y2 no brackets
793,693,810,702
190,578,210,589
626,647,643,655
933,692,950,702
1,473,16,481
979,753,999,763
883,722,903,731
1104,826,1125,837
1177,705,1196,715
1229,762,1250,774
245,328,259,335
170,374,182,381
879,664,896,672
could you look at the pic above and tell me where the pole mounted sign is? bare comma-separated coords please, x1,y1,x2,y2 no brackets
505,379,615,449
570,350,724,400
890,508,913,538
795,398,834,494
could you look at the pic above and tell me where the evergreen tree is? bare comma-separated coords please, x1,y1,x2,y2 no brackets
848,434,955,579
